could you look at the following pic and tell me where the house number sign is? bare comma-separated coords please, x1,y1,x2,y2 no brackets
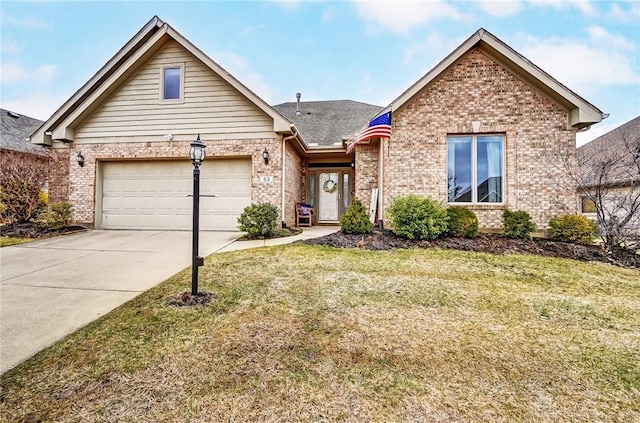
259,175,274,183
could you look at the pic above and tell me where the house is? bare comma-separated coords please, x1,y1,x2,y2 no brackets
577,116,640,239
1,109,49,186
31,17,606,232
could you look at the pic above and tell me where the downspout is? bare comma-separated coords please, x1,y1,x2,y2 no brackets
281,124,299,228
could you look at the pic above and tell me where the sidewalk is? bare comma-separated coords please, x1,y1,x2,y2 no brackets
217,225,339,253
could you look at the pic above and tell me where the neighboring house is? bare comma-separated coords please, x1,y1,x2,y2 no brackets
577,116,640,238
1,109,48,186
31,17,606,232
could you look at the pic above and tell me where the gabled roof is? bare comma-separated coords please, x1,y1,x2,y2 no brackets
577,116,640,187
31,16,293,146
378,28,607,130
273,100,383,148
1,109,47,156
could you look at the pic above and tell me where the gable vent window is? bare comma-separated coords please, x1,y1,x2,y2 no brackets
162,66,183,101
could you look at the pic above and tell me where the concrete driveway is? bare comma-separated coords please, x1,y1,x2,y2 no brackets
0,230,239,373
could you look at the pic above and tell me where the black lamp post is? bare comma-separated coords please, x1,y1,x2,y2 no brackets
189,134,206,295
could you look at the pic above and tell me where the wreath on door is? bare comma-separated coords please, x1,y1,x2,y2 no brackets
322,179,337,193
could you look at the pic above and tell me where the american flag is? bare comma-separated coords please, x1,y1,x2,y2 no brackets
346,111,392,153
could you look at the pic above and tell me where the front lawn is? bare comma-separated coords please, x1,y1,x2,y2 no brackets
0,236,32,247
1,245,638,422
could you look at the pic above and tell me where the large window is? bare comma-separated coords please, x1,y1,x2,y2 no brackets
447,135,504,203
162,66,182,101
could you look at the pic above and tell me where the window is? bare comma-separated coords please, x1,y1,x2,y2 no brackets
447,135,504,203
308,173,316,208
162,66,182,101
581,196,597,213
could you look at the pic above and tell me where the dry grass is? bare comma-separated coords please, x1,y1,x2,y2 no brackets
1,245,639,422
0,236,32,247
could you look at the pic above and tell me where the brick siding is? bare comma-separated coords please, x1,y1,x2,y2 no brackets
55,138,286,227
354,145,379,213
284,143,304,227
355,49,578,232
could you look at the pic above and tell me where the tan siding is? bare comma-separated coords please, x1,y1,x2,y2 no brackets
75,41,274,142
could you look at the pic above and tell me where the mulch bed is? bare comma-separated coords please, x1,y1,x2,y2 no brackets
0,222,87,239
166,291,216,307
303,230,640,269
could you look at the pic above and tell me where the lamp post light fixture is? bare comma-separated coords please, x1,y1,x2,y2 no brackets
189,134,206,295
262,147,269,165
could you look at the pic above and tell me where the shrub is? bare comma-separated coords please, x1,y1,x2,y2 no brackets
548,214,597,245
501,209,537,239
446,206,479,238
0,178,47,224
39,191,49,206
340,199,372,234
37,201,74,229
386,195,449,240
237,203,279,238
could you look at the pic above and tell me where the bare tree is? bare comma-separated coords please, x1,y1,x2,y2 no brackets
0,150,49,187
553,121,640,248
0,150,51,224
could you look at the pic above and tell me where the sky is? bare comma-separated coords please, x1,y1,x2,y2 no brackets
1,0,639,146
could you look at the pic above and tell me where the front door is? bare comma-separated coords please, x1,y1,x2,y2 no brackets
318,172,340,221
307,169,352,222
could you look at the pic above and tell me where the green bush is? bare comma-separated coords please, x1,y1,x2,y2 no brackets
237,203,279,238
446,206,479,238
37,201,73,229
340,199,372,234
548,214,597,245
0,179,47,224
501,209,537,239
386,195,449,240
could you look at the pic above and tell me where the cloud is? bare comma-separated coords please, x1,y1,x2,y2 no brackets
212,51,275,102
586,25,635,51
0,62,58,84
352,0,471,34
403,31,467,67
527,0,596,16
479,0,523,17
269,0,301,11
608,2,640,23
2,14,51,30
1,91,68,121
516,27,638,95
321,6,337,24
1,39,21,54
238,24,267,37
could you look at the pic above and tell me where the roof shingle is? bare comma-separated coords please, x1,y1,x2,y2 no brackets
273,100,383,148
1,109,47,156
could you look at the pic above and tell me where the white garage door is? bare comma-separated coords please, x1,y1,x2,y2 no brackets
101,159,251,230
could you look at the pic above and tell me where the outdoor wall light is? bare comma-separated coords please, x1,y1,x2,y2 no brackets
262,147,269,165
76,151,85,167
